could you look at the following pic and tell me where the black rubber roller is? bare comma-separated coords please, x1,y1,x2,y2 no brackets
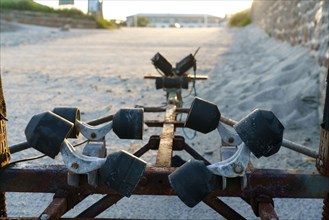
113,108,144,139
185,97,221,134
168,159,216,207
52,107,80,138
234,109,284,158
99,150,146,197
25,111,73,158
155,77,189,90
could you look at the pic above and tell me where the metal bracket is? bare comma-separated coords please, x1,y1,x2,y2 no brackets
76,120,113,141
60,140,106,174
207,143,250,177
217,122,242,146
67,141,106,187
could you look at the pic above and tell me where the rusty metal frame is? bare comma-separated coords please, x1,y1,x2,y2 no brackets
0,72,329,219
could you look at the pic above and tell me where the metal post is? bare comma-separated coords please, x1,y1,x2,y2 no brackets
322,192,329,220
258,202,279,220
0,193,6,218
204,14,208,27
0,75,9,217
317,70,329,176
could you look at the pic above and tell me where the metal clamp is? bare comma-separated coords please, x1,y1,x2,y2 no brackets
217,122,242,146
76,120,113,141
61,139,106,174
207,143,250,177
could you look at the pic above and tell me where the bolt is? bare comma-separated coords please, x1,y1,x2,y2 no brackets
40,214,50,220
233,162,244,174
228,137,234,143
71,162,79,169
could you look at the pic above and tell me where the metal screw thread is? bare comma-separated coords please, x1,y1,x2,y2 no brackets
0,192,7,217
322,193,329,220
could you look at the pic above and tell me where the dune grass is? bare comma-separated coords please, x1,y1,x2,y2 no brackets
228,9,252,27
0,0,90,19
0,0,120,28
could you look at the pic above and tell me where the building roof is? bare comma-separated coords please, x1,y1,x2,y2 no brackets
126,13,222,19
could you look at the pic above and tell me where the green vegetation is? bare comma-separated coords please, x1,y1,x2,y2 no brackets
0,0,120,29
96,19,119,29
0,0,53,13
228,9,252,27
137,16,149,27
0,0,90,19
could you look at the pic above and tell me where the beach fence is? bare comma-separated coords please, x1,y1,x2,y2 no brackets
0,51,328,219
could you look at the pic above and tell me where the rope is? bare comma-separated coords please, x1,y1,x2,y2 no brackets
178,113,197,140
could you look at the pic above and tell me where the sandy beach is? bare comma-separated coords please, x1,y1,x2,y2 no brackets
0,21,324,219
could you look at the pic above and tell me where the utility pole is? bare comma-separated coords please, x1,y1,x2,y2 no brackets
88,0,103,20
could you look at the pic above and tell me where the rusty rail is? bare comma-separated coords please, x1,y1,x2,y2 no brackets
144,75,208,81
1,164,328,198
258,203,279,220
155,104,176,167
317,71,329,176
0,192,6,218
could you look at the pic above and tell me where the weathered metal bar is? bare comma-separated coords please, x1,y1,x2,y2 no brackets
317,128,329,176
148,135,185,151
40,197,68,220
220,116,318,158
322,192,329,220
133,143,151,157
1,166,328,198
258,203,279,220
220,116,236,127
87,114,114,126
282,139,318,159
145,120,184,128
0,192,6,218
140,106,189,114
144,75,208,80
76,194,123,218
41,192,87,219
0,77,9,218
184,143,210,165
203,194,246,220
322,71,329,131
155,105,176,167
155,125,174,166
8,142,30,154
317,71,329,176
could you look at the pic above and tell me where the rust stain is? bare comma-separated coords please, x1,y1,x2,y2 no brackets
317,128,329,176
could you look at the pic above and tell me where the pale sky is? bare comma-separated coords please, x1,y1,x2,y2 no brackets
35,0,253,20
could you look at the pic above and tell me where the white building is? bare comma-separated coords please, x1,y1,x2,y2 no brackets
126,13,224,28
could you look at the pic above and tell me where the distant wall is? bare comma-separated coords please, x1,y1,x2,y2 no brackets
0,10,97,29
251,0,329,115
